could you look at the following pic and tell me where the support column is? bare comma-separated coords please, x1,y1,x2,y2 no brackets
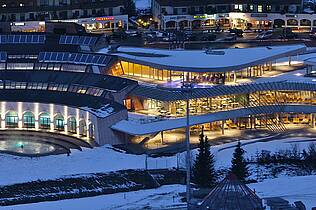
18,102,23,129
311,113,315,128
289,56,292,66
50,104,54,131
64,106,68,134
161,131,164,144
233,71,237,83
1,102,5,128
221,120,225,135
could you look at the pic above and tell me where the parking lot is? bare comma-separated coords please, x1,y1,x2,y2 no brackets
109,28,316,49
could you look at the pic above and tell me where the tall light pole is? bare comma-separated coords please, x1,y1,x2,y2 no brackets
181,82,193,209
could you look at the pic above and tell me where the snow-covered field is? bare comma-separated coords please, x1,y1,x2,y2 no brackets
0,146,178,186
1,184,186,210
3,175,316,210
1,136,316,186
249,175,316,209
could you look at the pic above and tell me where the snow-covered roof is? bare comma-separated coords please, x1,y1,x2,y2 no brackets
100,44,306,73
81,104,115,118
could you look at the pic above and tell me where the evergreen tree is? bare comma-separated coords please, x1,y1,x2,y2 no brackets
231,141,249,182
192,128,217,188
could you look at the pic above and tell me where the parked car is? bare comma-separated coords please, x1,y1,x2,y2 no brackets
256,30,273,40
229,28,243,37
224,33,237,41
201,33,217,41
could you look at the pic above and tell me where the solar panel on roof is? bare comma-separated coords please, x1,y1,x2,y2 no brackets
74,54,82,62
69,53,76,62
38,51,112,67
83,37,90,45
26,35,32,43
13,35,20,43
62,53,69,61
87,54,94,63
56,53,63,61
20,35,26,43
72,36,79,44
80,54,88,63
7,35,14,43
51,52,58,61
0,35,6,43
78,36,85,45
44,52,51,61
59,35,66,44
38,35,45,43
38,52,45,61
90,37,97,45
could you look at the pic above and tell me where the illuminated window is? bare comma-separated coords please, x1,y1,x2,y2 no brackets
234,4,243,10
258,5,263,12
266,5,271,11
68,117,77,133
250,5,254,11
23,111,35,128
54,113,64,131
5,111,18,128
39,113,50,129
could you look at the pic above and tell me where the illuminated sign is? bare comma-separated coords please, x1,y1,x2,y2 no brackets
94,17,114,21
194,15,206,19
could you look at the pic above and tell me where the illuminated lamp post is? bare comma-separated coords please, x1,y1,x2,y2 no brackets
181,82,193,209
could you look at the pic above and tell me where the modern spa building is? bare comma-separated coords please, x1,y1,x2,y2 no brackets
0,29,138,146
3,26,316,151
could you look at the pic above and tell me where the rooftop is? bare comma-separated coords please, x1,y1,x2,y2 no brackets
102,45,306,73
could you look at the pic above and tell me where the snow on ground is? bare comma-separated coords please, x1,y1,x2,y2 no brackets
212,137,316,168
0,146,178,186
1,135,316,186
248,175,316,209
1,184,186,210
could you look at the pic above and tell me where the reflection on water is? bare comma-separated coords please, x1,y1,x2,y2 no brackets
0,140,55,155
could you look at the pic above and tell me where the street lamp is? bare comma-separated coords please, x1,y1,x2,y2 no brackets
181,82,193,209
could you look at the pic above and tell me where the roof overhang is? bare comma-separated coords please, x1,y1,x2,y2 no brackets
105,45,306,73
112,104,316,135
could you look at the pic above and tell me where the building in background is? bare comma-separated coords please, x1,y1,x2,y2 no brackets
151,0,311,31
0,0,129,32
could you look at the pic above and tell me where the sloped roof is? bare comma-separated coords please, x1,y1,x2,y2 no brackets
104,45,306,73
199,173,263,210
